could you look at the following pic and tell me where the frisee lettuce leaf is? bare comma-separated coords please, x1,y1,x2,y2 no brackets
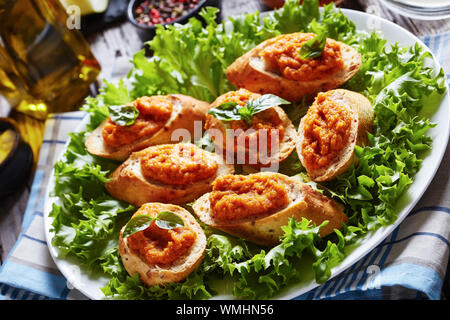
204,218,339,298
48,0,446,300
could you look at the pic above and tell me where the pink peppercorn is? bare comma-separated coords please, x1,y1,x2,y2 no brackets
133,0,202,27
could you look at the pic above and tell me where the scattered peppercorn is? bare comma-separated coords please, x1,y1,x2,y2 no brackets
134,0,201,27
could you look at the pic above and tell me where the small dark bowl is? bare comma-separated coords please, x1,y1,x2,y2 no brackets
0,118,33,198
127,0,215,42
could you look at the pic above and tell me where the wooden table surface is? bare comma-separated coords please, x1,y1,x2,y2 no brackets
1,0,449,297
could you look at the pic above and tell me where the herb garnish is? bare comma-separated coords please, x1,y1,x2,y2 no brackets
108,105,139,126
299,20,327,60
123,211,185,238
207,94,290,126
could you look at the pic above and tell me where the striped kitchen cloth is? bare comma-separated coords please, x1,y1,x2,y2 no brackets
0,32,449,300
422,32,450,84
0,112,88,300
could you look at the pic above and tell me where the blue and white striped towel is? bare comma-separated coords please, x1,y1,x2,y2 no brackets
0,31,449,300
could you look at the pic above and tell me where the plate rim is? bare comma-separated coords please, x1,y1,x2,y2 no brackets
43,7,450,300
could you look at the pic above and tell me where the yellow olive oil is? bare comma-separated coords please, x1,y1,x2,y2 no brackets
0,0,100,120
0,129,16,164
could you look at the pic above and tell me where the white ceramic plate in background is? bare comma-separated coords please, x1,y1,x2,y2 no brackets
43,8,450,300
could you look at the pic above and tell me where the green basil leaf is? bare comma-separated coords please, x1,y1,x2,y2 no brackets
241,94,290,126
122,215,154,238
208,94,289,126
155,211,185,230
109,105,139,126
299,20,327,60
207,102,241,121
248,94,290,113
122,211,184,238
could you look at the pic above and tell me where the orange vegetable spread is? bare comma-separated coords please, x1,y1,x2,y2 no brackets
205,89,285,150
259,33,343,81
140,144,218,186
212,88,261,108
230,111,285,150
126,204,197,266
102,96,173,148
301,92,352,169
209,174,289,222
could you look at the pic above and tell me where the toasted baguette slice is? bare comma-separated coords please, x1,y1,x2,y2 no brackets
85,94,210,161
226,33,361,102
297,89,374,182
205,90,297,168
192,172,347,246
118,203,206,286
106,143,235,206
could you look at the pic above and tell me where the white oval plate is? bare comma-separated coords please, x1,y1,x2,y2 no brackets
43,8,450,300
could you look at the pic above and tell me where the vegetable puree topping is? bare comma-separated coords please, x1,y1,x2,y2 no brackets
229,111,285,149
259,33,343,81
140,144,218,186
209,174,289,222
102,96,173,148
126,205,197,266
301,92,352,169
212,88,261,107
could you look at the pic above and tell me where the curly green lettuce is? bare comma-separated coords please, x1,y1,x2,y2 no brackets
49,0,446,300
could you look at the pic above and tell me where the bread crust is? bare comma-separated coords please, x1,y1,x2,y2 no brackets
297,89,374,182
105,143,235,206
192,172,347,246
118,203,206,286
225,33,361,102
85,94,210,161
